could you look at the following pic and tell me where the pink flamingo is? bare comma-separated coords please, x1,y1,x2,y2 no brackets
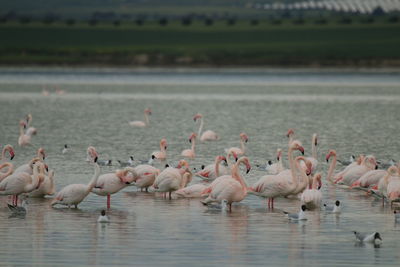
25,114,37,136
334,155,377,185
371,166,399,205
130,165,160,192
350,169,387,189
151,138,167,161
0,161,45,206
193,113,219,141
385,166,400,204
201,156,251,211
286,128,295,145
18,120,35,146
153,166,192,199
224,133,248,156
305,133,319,176
325,149,338,183
300,173,322,209
129,108,152,127
174,183,209,198
14,148,46,174
28,169,55,197
0,162,14,181
51,162,100,208
248,140,306,209
289,157,313,197
181,133,197,159
333,154,364,182
92,167,137,209
195,155,228,181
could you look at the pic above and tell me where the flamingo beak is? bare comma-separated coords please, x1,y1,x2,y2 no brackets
246,166,251,174
9,151,15,160
45,164,49,172
164,146,168,150
94,157,98,163
189,139,192,143
299,146,305,155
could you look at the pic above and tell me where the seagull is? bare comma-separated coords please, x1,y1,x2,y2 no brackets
378,159,396,169
62,144,69,154
323,200,341,213
97,159,112,166
97,210,110,223
394,211,400,222
117,156,134,167
353,231,382,245
8,200,28,215
337,155,355,166
283,205,307,221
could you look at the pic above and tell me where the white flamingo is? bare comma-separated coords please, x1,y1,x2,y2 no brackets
224,133,248,156
193,113,219,141
151,138,167,161
130,164,160,192
51,162,100,208
28,169,55,197
0,162,14,182
152,166,192,200
300,173,322,209
181,133,197,159
195,155,228,181
129,108,152,127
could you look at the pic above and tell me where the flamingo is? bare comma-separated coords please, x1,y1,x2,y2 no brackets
14,148,46,175
151,138,167,161
129,108,152,127
174,183,209,198
386,167,400,204
333,154,364,182
0,161,45,206
0,162,14,181
300,173,322,209
286,128,295,145
303,133,319,179
181,133,197,159
370,166,399,205
18,120,35,146
334,155,377,185
25,114,37,136
224,133,248,156
350,169,387,189
201,156,251,211
152,166,192,199
195,155,228,181
28,169,55,197
92,167,137,209
248,140,306,209
193,113,219,141
51,161,101,208
325,149,338,183
130,164,160,192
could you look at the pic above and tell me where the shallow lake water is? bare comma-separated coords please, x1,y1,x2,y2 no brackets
0,67,400,266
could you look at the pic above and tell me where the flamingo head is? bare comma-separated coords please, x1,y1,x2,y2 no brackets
325,149,336,162
286,128,294,138
160,138,167,150
313,173,322,189
38,147,46,160
239,157,251,174
87,146,98,162
19,120,27,129
188,133,197,143
144,108,152,115
217,155,227,164
364,155,377,170
290,140,304,155
303,159,312,176
388,166,399,176
357,154,365,165
25,113,33,124
240,133,249,143
193,113,202,122
116,169,131,184
29,157,42,169
177,159,189,169
313,133,318,146
276,148,282,161
4,145,15,160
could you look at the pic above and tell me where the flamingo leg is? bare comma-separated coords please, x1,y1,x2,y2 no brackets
107,194,111,209
271,198,274,209
145,187,148,192
15,195,18,206
229,203,232,212
169,191,172,200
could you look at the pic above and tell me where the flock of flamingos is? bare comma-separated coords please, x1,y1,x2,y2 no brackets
0,109,399,242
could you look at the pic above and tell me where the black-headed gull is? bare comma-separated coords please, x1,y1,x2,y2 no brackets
118,156,134,167
353,231,382,245
62,144,69,154
323,200,341,213
337,155,356,166
283,205,307,221
97,210,110,223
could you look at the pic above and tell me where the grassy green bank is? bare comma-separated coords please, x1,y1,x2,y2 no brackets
1,21,400,67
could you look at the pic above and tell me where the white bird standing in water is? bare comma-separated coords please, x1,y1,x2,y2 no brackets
97,210,110,223
353,231,382,245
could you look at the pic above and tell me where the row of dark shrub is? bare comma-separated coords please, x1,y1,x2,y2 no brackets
0,16,399,26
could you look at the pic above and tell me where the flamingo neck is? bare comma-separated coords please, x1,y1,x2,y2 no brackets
26,164,41,192
48,170,55,194
288,146,298,187
288,135,293,146
19,124,25,137
197,118,204,138
0,147,5,161
191,138,196,152
226,150,235,168
232,158,247,193
215,157,221,177
87,164,101,193
240,139,246,154
180,172,191,188
311,136,317,159
0,163,13,179
294,157,308,190
144,112,149,126
326,154,337,183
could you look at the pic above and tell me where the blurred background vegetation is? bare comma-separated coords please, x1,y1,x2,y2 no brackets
1,0,400,67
